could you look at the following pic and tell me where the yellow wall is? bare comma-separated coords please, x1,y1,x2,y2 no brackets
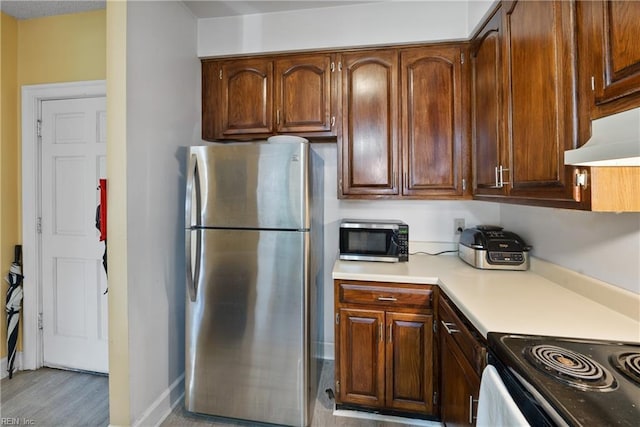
1,11,19,360
18,10,106,85
0,9,106,362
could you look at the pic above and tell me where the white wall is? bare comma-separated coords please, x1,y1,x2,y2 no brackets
196,1,505,358
500,205,640,294
467,0,497,35
313,144,500,358
125,1,199,423
194,0,640,360
198,1,470,57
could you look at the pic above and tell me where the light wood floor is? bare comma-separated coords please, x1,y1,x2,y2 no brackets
0,367,109,426
162,360,438,427
1,361,439,427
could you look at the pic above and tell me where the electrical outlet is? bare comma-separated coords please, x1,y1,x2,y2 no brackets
454,218,465,234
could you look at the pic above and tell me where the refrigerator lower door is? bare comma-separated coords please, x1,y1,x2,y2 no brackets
185,228,310,426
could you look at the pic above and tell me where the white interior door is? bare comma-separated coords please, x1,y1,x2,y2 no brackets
41,97,108,373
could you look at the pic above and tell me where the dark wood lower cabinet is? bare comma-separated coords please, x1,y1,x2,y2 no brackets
439,294,486,426
440,328,480,426
386,312,434,413
334,281,437,417
338,308,385,407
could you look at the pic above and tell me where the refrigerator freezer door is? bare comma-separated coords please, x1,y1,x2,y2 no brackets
185,228,310,426
187,142,309,230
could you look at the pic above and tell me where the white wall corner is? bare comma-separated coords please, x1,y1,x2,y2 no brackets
132,373,185,427
320,341,335,361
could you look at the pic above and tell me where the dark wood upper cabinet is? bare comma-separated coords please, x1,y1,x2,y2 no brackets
275,53,338,135
472,0,587,209
202,54,337,141
339,50,399,197
504,0,580,203
578,0,640,118
471,7,506,197
400,46,468,198
219,58,274,138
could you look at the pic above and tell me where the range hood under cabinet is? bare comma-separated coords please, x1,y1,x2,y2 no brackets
565,107,640,166
565,108,640,212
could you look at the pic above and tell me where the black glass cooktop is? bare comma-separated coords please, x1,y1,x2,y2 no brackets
488,333,640,427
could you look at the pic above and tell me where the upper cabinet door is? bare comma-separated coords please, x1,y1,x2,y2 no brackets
274,54,337,136
471,8,507,197
503,0,581,204
593,1,640,106
340,50,399,196
580,0,640,118
400,46,467,198
219,58,274,138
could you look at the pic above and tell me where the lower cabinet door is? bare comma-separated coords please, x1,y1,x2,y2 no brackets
440,331,480,426
338,308,385,407
386,312,434,413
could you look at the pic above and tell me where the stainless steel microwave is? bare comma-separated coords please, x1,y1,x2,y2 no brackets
339,219,409,262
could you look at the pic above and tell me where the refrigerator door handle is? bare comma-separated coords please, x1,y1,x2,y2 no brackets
186,229,201,302
186,153,200,302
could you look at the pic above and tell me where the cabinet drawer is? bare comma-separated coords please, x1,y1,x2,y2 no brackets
338,282,433,309
439,296,486,376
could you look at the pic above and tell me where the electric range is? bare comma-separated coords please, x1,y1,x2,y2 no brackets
487,332,640,427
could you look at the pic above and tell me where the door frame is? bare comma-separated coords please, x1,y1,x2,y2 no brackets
21,80,106,371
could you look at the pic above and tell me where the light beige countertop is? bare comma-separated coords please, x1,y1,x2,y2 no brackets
332,252,640,343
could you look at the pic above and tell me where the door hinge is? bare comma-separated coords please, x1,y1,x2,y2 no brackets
37,119,42,138
433,391,438,405
336,380,340,393
575,169,588,189
38,312,43,330
37,217,42,234
335,313,340,325
573,169,588,202
219,69,223,80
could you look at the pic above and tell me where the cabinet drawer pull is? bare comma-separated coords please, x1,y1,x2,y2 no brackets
377,296,397,301
441,320,460,334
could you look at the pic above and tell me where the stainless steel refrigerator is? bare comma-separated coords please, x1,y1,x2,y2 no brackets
184,136,323,427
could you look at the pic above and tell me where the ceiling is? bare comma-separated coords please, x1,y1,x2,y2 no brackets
0,0,375,20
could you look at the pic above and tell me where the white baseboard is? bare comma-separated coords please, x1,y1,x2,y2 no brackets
334,407,441,427
133,373,185,427
319,341,335,361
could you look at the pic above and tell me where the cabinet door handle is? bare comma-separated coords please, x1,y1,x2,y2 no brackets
441,320,460,334
389,324,393,343
378,296,397,301
469,395,479,424
379,323,384,343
